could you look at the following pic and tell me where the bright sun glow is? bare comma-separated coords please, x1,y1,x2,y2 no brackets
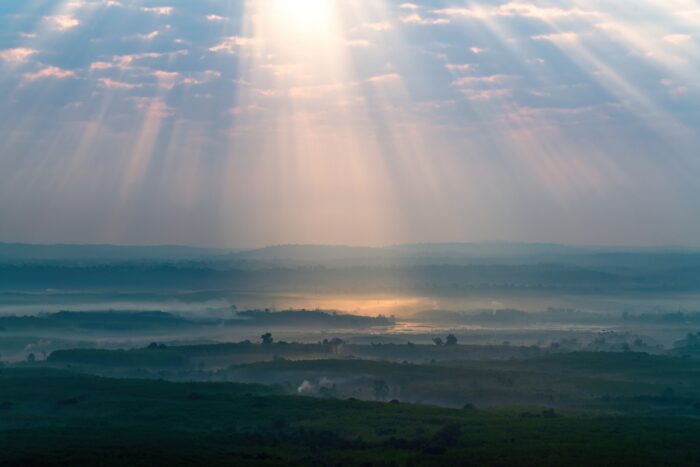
271,0,334,31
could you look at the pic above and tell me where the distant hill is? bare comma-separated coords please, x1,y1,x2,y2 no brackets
1,241,699,270
222,242,589,266
220,242,700,268
0,243,231,263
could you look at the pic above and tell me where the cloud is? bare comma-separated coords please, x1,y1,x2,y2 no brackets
452,72,513,101
254,88,278,97
89,61,115,71
151,69,221,89
431,7,490,20
356,21,392,32
209,36,256,53
0,48,36,62
181,70,221,86
23,66,77,82
261,63,303,77
400,13,448,25
152,70,180,89
0,0,699,249
445,63,473,72
206,14,227,22
45,15,80,31
98,78,140,89
367,73,402,83
502,104,618,126
497,2,598,19
136,31,160,41
99,54,154,69
133,96,174,118
96,50,186,70
452,74,509,86
415,99,456,111
663,34,692,44
142,7,173,15
461,88,512,101
531,32,580,43
65,0,86,8
433,2,599,21
660,79,688,96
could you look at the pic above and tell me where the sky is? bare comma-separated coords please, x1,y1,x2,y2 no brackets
0,0,698,248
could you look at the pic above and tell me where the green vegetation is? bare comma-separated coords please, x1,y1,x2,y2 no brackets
1,367,700,466
2,243,700,465
224,352,700,412
44,343,700,412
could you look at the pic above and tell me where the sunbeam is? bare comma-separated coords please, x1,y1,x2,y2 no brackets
3,3,700,464
0,0,698,246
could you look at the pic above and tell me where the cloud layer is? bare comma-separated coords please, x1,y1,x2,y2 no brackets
0,0,698,247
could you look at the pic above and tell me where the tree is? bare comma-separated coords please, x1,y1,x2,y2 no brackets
330,337,344,354
432,337,444,346
674,332,700,349
261,332,274,345
445,334,458,346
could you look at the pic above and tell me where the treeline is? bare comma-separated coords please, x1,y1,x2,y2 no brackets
0,310,393,333
3,263,699,292
419,309,700,325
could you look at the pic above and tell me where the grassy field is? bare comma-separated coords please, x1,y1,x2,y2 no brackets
2,367,700,466
44,347,700,412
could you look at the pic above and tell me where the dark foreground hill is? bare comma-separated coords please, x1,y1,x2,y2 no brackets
1,367,700,466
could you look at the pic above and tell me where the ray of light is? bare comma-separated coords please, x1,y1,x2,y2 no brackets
217,0,407,246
